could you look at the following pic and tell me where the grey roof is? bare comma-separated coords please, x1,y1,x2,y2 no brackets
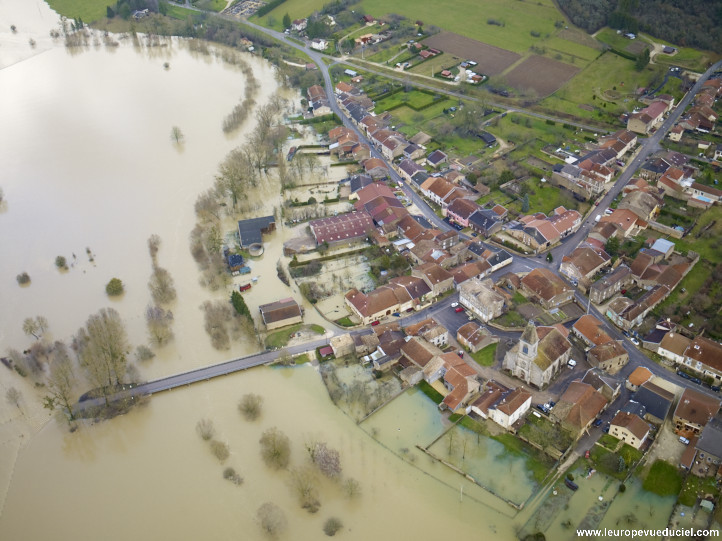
468,209,501,233
634,382,674,421
468,242,486,257
643,327,668,345
487,249,513,267
411,171,429,187
622,400,647,418
642,158,669,175
238,216,275,247
478,131,496,145
350,174,374,193
696,417,722,457
411,215,433,229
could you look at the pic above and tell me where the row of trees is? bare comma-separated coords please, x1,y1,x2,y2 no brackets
146,235,176,347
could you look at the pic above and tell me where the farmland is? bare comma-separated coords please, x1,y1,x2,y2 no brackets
422,32,521,76
503,55,580,97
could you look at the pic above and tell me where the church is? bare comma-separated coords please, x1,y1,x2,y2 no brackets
503,321,573,389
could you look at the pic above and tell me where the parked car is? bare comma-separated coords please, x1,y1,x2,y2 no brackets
568,359,577,368
679,436,690,445
565,478,579,491
548,401,556,408
603,425,610,433
631,337,640,346
536,404,549,414
239,283,252,292
371,320,380,326
457,351,464,358
455,306,464,313
451,302,459,307
392,312,401,317
593,419,603,427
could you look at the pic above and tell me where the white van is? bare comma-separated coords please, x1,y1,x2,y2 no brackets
567,359,577,368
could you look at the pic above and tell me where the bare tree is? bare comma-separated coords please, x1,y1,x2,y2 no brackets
201,300,232,350
259,427,291,470
194,188,223,222
256,502,287,538
147,234,161,261
43,342,78,422
22,316,48,340
196,418,215,441
289,466,320,513
323,517,343,536
342,477,361,499
146,305,174,346
170,126,184,143
238,393,264,421
148,266,177,305
76,308,130,403
6,387,22,410
210,440,230,462
307,441,342,478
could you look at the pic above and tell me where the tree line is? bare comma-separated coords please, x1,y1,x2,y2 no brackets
557,0,722,53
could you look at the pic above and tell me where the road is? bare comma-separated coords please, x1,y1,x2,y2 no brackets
74,15,722,414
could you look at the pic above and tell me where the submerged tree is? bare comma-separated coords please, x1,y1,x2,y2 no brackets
170,126,184,144
43,341,78,422
238,393,264,421
259,427,291,470
256,502,287,538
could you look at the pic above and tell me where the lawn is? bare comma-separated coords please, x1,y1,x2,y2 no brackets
265,323,324,349
407,53,462,77
469,343,497,367
250,0,328,30
366,44,407,64
45,0,109,21
417,380,444,404
334,316,355,327
589,445,629,480
293,353,312,364
493,310,526,328
678,475,719,507
374,89,438,111
195,0,227,12
642,460,683,497
385,100,452,130
518,414,572,454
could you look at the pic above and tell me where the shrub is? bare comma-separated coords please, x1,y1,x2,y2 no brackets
323,517,343,536
223,467,243,485
238,393,264,421
16,272,30,285
210,440,230,462
196,418,215,441
55,255,67,270
135,345,155,361
105,278,124,296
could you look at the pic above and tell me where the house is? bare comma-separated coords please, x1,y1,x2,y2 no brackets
657,331,691,364
588,341,629,375
292,18,308,31
617,190,661,222
309,212,374,246
237,215,276,247
627,100,667,134
400,337,445,382
559,245,611,285
404,317,449,347
673,388,721,437
520,268,575,309
693,418,722,477
457,321,498,353
589,265,633,305
344,285,409,325
310,38,328,50
452,260,492,287
502,321,572,389
426,150,448,168
388,275,432,308
599,209,642,237
397,158,425,182
412,263,454,297
459,278,506,323
681,336,722,384
488,388,532,430
226,253,244,273
348,174,374,197
439,352,480,412
609,411,650,449
626,366,653,391
471,381,509,418
634,381,675,424
572,314,614,349
330,333,355,358
446,198,480,227
551,380,608,434
259,298,303,330
467,209,502,238
362,158,389,179
606,285,670,331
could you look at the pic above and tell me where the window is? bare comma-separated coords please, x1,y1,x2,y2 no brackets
523,345,528,355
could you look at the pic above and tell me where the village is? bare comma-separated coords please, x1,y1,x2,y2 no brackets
217,33,722,531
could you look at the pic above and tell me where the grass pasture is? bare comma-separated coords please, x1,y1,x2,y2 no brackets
374,89,439,111
408,53,462,77
45,0,109,22
360,0,563,54
250,0,327,29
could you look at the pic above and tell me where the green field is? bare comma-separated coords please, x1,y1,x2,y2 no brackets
250,0,326,30
407,53,462,76
360,0,562,54
45,0,109,22
374,89,438,110
541,50,665,121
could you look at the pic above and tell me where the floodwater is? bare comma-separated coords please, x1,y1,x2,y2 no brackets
0,2,694,540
